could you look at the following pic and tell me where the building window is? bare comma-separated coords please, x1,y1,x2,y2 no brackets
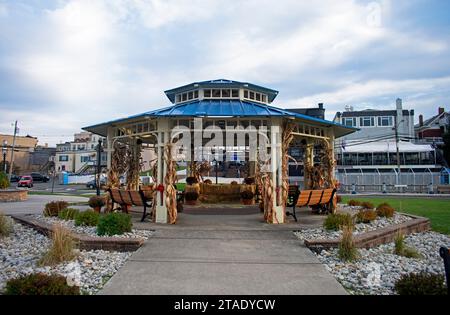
222,89,230,97
59,155,68,162
212,89,221,98
81,156,89,163
232,89,239,97
343,117,356,127
244,90,248,98
378,116,393,127
360,117,375,127
204,89,211,97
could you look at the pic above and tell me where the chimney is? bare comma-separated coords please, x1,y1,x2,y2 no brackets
419,115,424,127
439,107,445,115
396,98,402,110
318,103,324,109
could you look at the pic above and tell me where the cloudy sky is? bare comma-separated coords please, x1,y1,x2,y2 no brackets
0,0,449,146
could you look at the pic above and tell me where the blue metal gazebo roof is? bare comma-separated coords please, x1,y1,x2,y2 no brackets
83,99,357,138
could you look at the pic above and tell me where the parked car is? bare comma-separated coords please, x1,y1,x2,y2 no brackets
9,174,21,182
86,178,107,189
30,172,50,182
18,176,33,188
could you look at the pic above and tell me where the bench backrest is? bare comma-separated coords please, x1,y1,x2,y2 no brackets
296,188,336,207
109,188,152,207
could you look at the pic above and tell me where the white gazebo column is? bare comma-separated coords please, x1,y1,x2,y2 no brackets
106,127,114,170
270,119,284,224
155,119,169,223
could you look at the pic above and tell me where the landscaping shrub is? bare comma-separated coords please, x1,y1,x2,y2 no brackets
184,191,199,201
97,212,132,236
323,213,354,231
57,208,79,221
347,200,361,207
0,212,13,237
0,171,10,189
186,177,198,185
338,224,359,262
394,272,447,295
39,224,76,266
88,196,105,210
43,201,69,217
4,273,80,295
230,181,238,185
240,190,254,200
394,232,422,259
203,179,212,184
74,210,100,227
376,203,395,218
355,209,377,223
360,201,375,210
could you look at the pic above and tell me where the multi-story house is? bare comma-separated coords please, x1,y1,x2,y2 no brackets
1,134,38,174
55,132,107,173
332,99,443,191
415,107,449,145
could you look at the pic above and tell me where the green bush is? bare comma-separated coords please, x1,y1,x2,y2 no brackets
377,203,395,218
0,212,13,237
57,208,79,221
97,212,132,236
355,209,377,223
43,201,69,217
394,272,447,295
4,273,80,295
0,171,10,189
323,213,354,231
74,210,100,227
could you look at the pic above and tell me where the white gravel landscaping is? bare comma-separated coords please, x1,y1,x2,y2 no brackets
295,226,450,295
30,214,154,239
294,212,412,241
0,219,140,295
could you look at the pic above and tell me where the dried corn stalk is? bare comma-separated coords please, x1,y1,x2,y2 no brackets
126,139,142,190
107,141,128,189
164,143,177,224
281,122,295,219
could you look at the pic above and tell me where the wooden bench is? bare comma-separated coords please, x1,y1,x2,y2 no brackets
287,188,337,222
437,185,450,194
107,188,153,222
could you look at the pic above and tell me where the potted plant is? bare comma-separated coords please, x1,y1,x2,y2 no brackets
184,191,199,206
88,196,106,213
240,190,254,205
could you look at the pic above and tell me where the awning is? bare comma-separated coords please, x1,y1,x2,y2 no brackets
341,141,434,153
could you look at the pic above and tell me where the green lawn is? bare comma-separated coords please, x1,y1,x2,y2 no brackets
341,196,450,235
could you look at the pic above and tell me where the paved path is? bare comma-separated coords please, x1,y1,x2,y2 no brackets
100,214,347,295
0,194,89,215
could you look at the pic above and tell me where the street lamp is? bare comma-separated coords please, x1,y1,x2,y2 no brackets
2,140,7,173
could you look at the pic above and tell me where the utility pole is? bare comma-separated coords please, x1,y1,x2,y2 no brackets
8,121,18,181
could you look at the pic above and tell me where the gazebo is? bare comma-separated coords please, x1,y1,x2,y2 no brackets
83,79,356,224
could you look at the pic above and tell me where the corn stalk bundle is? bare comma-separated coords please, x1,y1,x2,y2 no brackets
164,143,177,224
107,141,128,189
262,172,276,223
126,140,142,190
281,123,295,218
319,139,338,189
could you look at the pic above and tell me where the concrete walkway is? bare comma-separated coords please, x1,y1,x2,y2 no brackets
100,212,347,295
0,194,89,215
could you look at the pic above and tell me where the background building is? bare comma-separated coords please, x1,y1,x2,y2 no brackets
1,134,38,174
332,99,444,192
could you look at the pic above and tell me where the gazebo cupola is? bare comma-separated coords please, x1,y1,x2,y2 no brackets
164,79,279,105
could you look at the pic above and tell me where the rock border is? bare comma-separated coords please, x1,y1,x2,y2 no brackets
304,213,430,249
11,214,144,252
